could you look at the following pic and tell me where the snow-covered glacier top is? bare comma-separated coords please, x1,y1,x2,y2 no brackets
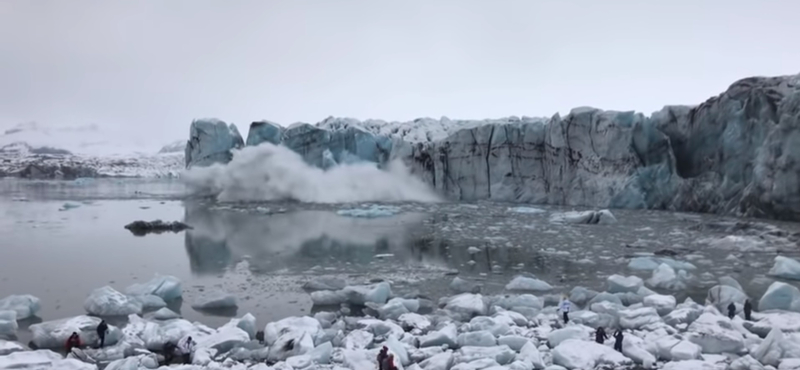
314,115,550,143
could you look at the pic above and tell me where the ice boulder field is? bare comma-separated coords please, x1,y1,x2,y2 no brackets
4,267,800,369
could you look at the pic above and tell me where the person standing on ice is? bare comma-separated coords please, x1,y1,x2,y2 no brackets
744,299,753,321
96,320,108,348
559,296,571,324
727,302,736,319
595,327,608,344
65,332,82,353
178,336,195,364
613,330,624,352
377,346,388,370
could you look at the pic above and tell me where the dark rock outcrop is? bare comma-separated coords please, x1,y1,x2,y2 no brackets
124,220,192,236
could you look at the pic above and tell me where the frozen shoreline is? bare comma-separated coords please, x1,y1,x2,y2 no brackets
2,268,800,370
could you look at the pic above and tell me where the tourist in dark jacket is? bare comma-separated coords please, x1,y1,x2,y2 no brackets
377,346,388,370
66,332,82,353
595,327,608,344
613,330,624,352
727,302,736,319
162,342,177,364
744,300,753,321
96,320,109,348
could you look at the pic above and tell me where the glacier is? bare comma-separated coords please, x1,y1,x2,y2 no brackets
183,73,800,220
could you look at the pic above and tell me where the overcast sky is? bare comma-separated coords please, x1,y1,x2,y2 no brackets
1,0,799,144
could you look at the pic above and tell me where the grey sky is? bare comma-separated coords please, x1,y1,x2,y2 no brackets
1,0,799,144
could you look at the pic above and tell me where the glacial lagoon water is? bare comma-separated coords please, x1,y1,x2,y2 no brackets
1,178,800,342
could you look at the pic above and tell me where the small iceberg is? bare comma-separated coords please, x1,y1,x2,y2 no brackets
507,207,545,214
336,205,401,218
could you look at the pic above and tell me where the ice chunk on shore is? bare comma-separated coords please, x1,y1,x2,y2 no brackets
191,292,237,310
661,360,716,370
84,286,142,316
0,311,18,338
0,294,41,319
445,294,487,317
196,326,250,353
150,307,180,320
643,294,676,316
337,205,401,218
223,313,257,339
759,282,800,311
505,276,552,292
105,354,159,370
686,312,745,354
551,339,631,369
607,275,643,293
456,331,497,347
547,326,591,347
729,354,765,370
707,284,747,312
399,313,432,332
264,316,322,346
769,256,800,281
124,275,182,301
420,323,457,348
750,327,800,366
619,307,662,330
0,340,26,356
0,349,96,370
647,263,688,290
664,299,703,327
30,315,122,348
518,341,545,369
745,311,800,337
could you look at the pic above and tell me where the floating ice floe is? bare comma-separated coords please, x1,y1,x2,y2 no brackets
337,205,401,218
0,294,41,320
758,281,800,311
192,291,238,310
507,207,545,214
628,256,697,271
83,286,142,316
124,275,183,301
768,255,800,281
549,210,617,224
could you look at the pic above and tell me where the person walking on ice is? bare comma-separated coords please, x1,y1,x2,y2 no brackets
559,295,571,324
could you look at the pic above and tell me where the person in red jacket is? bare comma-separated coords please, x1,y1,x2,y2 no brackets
66,332,82,353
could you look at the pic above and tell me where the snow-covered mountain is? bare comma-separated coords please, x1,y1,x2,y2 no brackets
0,122,184,179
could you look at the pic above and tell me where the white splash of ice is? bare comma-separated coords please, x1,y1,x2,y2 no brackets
181,143,440,203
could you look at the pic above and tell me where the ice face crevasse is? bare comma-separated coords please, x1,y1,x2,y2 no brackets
184,118,244,168
183,73,800,221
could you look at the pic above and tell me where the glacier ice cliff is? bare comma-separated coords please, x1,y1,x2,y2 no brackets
184,74,800,220
184,119,244,168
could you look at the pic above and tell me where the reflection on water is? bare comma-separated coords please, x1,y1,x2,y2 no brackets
183,203,430,275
